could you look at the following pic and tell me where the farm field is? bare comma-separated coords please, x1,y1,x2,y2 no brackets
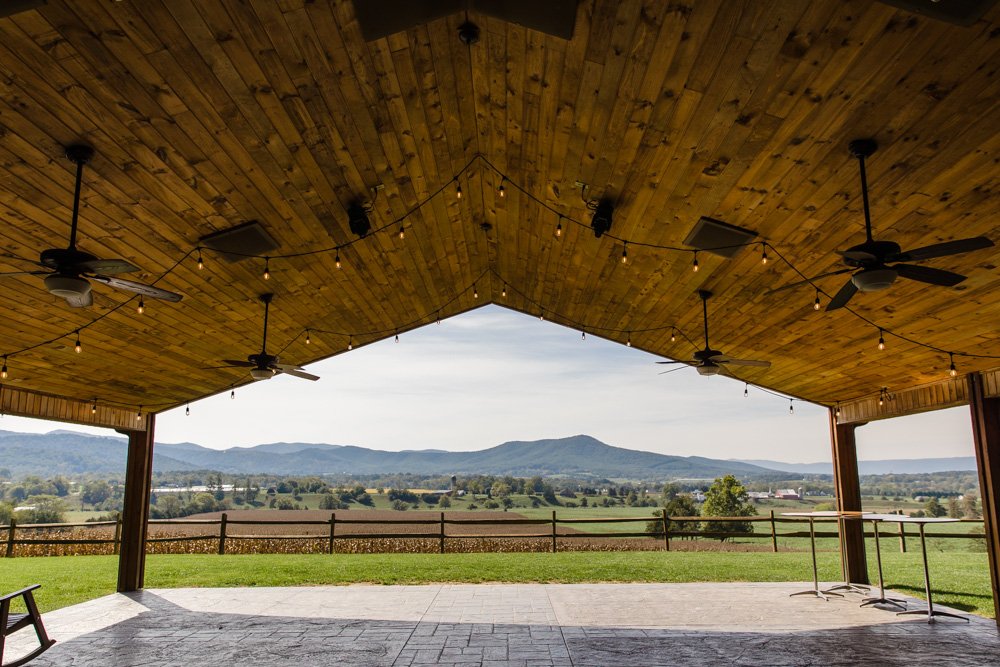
0,550,992,619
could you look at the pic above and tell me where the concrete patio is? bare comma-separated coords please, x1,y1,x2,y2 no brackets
5,582,998,666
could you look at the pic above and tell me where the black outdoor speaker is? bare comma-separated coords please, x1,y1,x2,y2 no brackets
591,201,613,238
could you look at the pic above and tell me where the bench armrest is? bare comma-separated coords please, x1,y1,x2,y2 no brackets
0,584,41,604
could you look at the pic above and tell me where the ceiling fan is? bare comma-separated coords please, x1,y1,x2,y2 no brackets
214,293,319,382
772,139,993,311
0,145,183,308
657,290,771,377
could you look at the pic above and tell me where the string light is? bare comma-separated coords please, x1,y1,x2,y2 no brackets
692,252,699,272
626,332,632,347
555,216,563,238
74,331,82,354
335,250,341,270
456,182,463,200
877,329,885,351
185,404,190,417
813,290,821,311
581,330,586,340
136,405,143,422
395,330,399,343
197,250,204,270
949,353,958,377
231,389,235,400
347,336,353,351
305,331,311,345
539,311,544,321
761,244,768,265
670,329,676,343
91,398,97,414
744,383,749,398
1,356,7,380
473,284,478,299
834,403,841,418
498,178,505,198
501,284,507,298
398,224,405,240
263,257,270,280
136,297,144,315
621,242,628,264
788,399,794,414
436,312,441,325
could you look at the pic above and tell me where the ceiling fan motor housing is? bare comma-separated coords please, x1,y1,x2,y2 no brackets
250,368,275,381
696,362,722,376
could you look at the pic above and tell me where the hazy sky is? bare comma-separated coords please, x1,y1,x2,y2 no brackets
0,306,975,463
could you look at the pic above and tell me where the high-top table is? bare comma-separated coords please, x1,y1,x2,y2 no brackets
858,513,907,610
868,515,968,623
782,511,845,601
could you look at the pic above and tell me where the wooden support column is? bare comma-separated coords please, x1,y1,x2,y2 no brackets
968,373,1000,625
830,410,869,585
117,415,155,592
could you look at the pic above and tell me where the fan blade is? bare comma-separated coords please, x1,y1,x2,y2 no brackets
708,354,729,362
277,368,320,381
76,258,139,275
64,290,93,308
221,359,256,367
658,365,690,375
0,270,48,276
894,263,966,287
723,358,771,368
840,249,877,263
89,275,183,302
892,236,993,262
825,277,858,311
655,361,687,365
766,269,854,295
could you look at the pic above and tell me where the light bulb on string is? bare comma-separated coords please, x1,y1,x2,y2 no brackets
556,217,563,238
348,336,353,351
395,330,399,343
137,297,144,315
813,290,821,311
91,398,97,414
949,353,958,377
436,312,441,326
670,329,676,343
621,243,628,264
834,403,841,418
185,404,190,417
136,405,143,422
761,243,768,265
626,332,632,347
877,329,885,351
305,331,311,345
335,251,342,270
497,178,505,198
473,284,478,299
692,252,699,272
197,250,204,270
263,257,270,280
581,330,586,340
398,225,405,240
539,311,544,321
501,284,507,298
788,400,794,415
456,182,463,200
230,389,235,400
744,383,749,398
1,356,7,380
74,331,82,354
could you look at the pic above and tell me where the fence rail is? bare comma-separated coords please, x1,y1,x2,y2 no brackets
1,512,985,557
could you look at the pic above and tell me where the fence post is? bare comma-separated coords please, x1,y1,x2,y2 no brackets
5,519,15,558
329,512,336,554
770,510,778,553
439,512,446,554
898,521,907,553
661,509,670,551
113,515,122,555
551,510,557,553
218,512,227,555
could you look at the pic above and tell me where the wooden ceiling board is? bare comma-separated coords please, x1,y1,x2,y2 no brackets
0,0,998,417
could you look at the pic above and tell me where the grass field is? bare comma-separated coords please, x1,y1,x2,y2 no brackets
0,550,992,619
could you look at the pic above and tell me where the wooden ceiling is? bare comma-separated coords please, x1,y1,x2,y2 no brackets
0,0,998,417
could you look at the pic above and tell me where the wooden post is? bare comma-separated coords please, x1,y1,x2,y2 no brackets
551,510,557,553
117,416,155,592
969,372,1000,626
661,509,670,551
830,411,869,585
898,520,907,553
5,519,15,558
328,512,336,554
113,516,122,555
218,512,228,555
439,512,445,554
770,510,778,553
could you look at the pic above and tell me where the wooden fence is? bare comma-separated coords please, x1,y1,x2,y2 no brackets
1,511,985,557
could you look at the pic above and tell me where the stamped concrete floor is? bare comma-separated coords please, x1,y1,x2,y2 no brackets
5,582,999,666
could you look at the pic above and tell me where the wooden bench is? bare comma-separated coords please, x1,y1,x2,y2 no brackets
1,585,55,667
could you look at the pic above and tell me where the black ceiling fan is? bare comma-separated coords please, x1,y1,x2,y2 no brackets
657,290,771,377
772,139,993,311
0,145,183,308
214,293,319,382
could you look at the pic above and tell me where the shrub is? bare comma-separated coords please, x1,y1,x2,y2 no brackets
391,500,410,511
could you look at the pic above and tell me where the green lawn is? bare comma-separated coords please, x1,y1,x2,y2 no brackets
0,550,993,619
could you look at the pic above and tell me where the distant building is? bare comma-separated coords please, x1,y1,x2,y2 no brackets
747,491,771,501
774,489,801,500
686,491,706,503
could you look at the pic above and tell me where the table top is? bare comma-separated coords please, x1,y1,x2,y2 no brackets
780,511,959,524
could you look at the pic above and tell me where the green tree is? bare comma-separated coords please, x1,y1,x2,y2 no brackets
946,496,961,519
438,495,452,508
81,480,112,508
390,500,409,511
701,475,755,541
924,497,947,518
16,495,67,524
962,492,981,519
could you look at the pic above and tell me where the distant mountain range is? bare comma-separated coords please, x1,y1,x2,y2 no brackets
734,457,978,475
0,429,978,480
